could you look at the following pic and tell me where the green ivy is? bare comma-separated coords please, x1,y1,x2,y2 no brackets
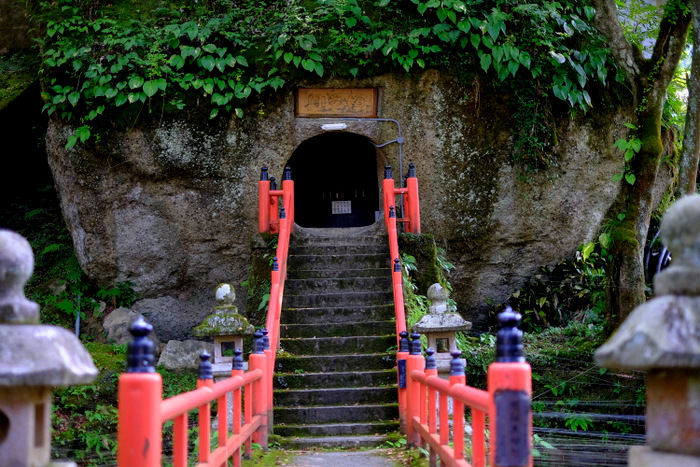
36,0,612,165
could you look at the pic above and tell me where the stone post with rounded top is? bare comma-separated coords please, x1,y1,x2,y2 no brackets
0,229,97,466
413,283,471,375
595,195,700,466
193,283,254,377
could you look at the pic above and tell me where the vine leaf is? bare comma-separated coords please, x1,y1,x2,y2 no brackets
143,81,158,97
625,174,636,185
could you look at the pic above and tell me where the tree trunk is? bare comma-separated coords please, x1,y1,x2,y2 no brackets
676,5,700,197
592,0,690,325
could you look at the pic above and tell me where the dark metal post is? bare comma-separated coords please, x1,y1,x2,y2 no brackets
269,177,277,191
283,166,292,181
260,166,269,181
384,165,393,179
199,351,213,380
496,307,525,363
261,328,270,351
252,329,264,354
127,316,155,373
271,257,279,272
233,348,244,371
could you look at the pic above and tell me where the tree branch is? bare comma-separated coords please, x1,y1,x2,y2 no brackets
591,0,641,95
649,0,691,97
677,0,700,196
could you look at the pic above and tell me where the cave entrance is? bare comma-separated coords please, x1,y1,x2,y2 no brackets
287,132,380,228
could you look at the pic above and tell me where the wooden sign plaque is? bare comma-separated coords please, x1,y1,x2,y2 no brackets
296,88,378,118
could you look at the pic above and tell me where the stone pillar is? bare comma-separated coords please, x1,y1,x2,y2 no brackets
0,230,97,466
413,283,471,376
594,195,700,466
193,283,254,377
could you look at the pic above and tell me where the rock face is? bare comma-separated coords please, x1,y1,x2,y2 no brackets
157,340,215,371
103,307,161,355
45,70,665,337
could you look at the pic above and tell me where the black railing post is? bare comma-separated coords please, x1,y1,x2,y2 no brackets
127,316,156,373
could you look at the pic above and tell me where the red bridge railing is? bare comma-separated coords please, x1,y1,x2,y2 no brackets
117,166,295,465
258,165,295,429
402,311,533,467
117,319,270,466
382,163,420,432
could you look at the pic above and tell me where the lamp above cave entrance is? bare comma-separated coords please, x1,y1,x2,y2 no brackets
287,132,380,228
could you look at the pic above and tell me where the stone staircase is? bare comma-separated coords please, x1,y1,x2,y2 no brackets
272,227,400,448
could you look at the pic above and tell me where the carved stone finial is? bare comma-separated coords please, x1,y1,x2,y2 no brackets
215,283,236,306
0,230,40,324
595,195,700,370
427,283,449,314
655,195,700,296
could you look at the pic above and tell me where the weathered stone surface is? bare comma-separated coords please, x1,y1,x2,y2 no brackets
656,195,700,296
594,295,700,369
595,196,700,370
646,369,700,455
0,229,39,324
103,307,161,356
0,325,97,385
46,70,661,335
194,283,254,338
629,446,700,467
157,339,214,371
131,295,213,342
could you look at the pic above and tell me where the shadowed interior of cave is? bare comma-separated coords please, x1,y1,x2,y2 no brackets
286,132,379,228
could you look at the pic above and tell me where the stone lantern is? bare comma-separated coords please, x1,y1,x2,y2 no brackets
193,283,254,375
595,195,700,466
0,230,97,466
413,283,471,374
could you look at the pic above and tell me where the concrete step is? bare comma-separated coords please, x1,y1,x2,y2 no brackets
289,244,389,256
283,291,393,308
278,435,390,449
281,304,395,324
280,321,396,338
274,353,396,373
285,277,392,294
274,370,397,390
288,253,389,270
274,421,399,438
274,386,397,407
288,267,391,280
280,335,396,355
291,234,388,247
274,404,399,425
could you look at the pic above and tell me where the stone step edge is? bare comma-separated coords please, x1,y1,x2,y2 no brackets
272,421,399,430
273,370,396,377
275,403,399,410
273,386,398,394
279,320,396,327
275,353,396,360
280,334,397,341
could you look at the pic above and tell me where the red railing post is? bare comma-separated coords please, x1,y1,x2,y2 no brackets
449,351,466,462
425,349,439,467
489,308,533,467
249,330,269,449
117,318,162,467
283,166,294,232
259,167,270,233
197,352,214,464
406,332,425,446
397,331,410,434
383,166,396,227
231,350,245,467
269,177,279,234
262,328,274,433
406,163,420,234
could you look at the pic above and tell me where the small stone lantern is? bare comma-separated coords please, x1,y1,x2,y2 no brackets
193,284,254,375
595,195,700,466
0,230,97,466
413,283,471,374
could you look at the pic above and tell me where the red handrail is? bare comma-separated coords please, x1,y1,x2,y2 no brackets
259,165,295,432
404,312,533,467
117,337,269,466
382,163,421,433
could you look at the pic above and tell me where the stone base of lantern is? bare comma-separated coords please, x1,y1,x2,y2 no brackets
629,446,700,467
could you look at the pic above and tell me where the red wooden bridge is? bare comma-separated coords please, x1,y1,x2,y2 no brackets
117,164,533,466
